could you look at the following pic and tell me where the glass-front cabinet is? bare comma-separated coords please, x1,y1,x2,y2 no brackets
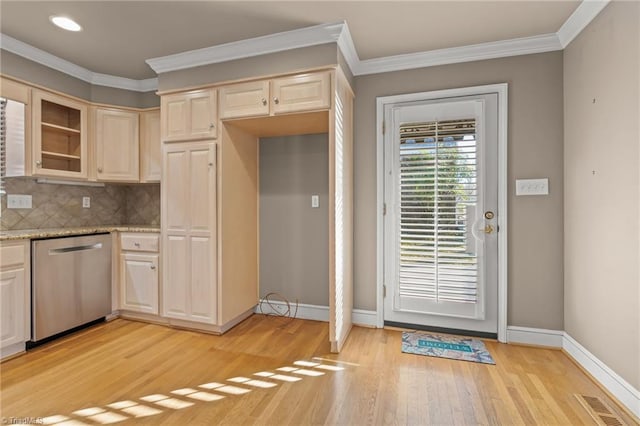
32,90,87,179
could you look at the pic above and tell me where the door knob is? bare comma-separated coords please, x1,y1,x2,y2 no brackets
483,224,494,234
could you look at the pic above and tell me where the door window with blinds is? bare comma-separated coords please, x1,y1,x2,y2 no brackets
386,99,489,321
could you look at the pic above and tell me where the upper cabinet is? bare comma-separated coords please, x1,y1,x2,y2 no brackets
219,80,269,119
161,88,217,142
140,109,161,182
0,77,30,105
94,107,139,182
220,72,330,120
271,72,331,115
32,90,88,179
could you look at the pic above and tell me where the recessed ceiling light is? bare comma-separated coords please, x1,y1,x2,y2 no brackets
50,15,82,32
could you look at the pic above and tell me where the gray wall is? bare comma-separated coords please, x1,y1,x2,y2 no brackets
158,43,338,92
354,52,565,329
259,134,329,306
564,2,639,389
1,50,159,108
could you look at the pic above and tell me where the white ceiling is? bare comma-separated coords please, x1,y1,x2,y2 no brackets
0,1,581,80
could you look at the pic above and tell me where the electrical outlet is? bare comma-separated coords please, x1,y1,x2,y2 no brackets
516,178,549,196
82,196,91,208
311,195,319,208
7,194,32,209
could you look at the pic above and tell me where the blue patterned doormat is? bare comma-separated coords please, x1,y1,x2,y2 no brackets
401,332,496,365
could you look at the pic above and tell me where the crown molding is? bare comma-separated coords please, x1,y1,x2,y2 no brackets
336,23,361,75
0,33,157,92
1,2,611,89
145,21,345,74
1,33,92,81
91,73,158,92
557,0,610,48
355,33,563,76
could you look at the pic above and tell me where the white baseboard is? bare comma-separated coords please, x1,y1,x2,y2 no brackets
563,333,640,419
506,326,564,347
255,301,329,322
506,325,640,419
254,302,378,328
352,309,378,327
1,342,26,360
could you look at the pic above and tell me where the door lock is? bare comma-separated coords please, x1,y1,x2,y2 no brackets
484,211,495,220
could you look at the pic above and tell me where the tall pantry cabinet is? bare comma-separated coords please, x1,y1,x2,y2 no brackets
160,68,354,349
160,88,223,330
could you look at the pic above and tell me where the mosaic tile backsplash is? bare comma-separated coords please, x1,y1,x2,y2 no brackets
1,178,160,230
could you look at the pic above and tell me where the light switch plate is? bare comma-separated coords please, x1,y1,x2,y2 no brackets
7,194,32,209
311,195,319,208
82,196,91,208
516,178,549,196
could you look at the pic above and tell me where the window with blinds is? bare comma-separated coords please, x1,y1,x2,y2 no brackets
0,98,7,194
398,118,478,305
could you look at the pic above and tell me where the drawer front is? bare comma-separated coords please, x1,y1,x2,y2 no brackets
121,233,160,252
0,243,26,268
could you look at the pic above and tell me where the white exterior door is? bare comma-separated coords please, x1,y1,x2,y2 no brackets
384,93,499,336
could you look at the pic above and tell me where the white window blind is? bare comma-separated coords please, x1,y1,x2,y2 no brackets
398,118,478,305
0,98,6,194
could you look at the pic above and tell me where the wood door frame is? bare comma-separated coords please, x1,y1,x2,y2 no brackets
375,83,508,342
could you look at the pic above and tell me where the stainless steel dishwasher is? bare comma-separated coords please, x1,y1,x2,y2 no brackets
31,233,112,343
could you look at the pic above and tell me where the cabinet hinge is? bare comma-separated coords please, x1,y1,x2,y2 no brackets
382,120,385,135
383,203,387,216
383,285,387,298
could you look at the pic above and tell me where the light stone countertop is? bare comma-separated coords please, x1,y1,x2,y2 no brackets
0,225,160,241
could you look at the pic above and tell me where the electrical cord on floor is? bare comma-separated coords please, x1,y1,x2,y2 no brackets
258,292,299,321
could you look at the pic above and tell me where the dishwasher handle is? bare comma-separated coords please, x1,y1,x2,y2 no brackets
48,243,103,255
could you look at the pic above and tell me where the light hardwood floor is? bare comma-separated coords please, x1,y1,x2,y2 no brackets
0,316,636,425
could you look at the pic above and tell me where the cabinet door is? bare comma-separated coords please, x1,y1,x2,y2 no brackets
32,90,88,179
271,72,330,115
140,109,161,182
95,108,140,182
161,89,217,142
0,268,25,348
162,142,217,324
120,253,158,314
164,235,189,319
219,81,269,119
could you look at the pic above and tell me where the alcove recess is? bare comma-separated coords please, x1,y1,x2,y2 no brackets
161,68,354,352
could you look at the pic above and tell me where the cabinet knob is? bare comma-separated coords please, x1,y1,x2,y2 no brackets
35,160,42,167
262,98,267,106
273,97,279,105
97,167,103,173
134,242,140,247
150,265,156,270
209,123,215,130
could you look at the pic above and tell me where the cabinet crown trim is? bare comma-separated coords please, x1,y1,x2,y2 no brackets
146,21,345,75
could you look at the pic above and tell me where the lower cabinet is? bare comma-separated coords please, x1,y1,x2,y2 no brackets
0,240,30,359
119,233,160,315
